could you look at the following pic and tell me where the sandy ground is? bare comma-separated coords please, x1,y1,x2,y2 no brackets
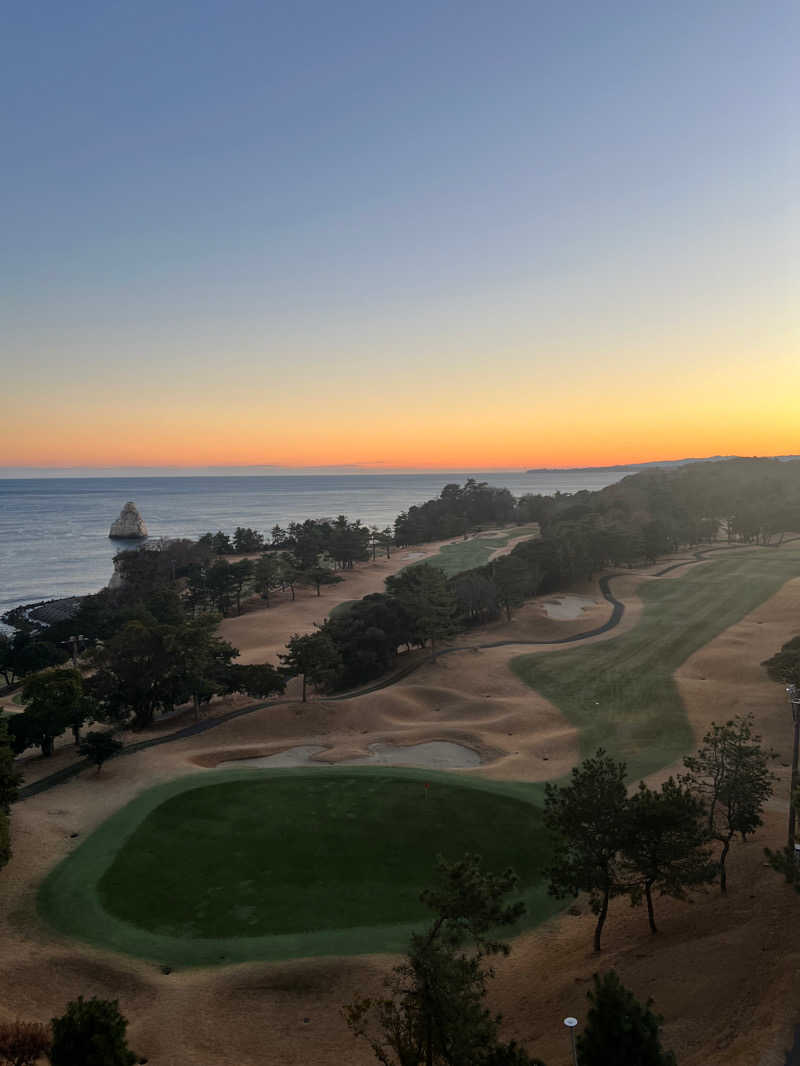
2,564,800,1064
217,739,483,770
219,536,464,665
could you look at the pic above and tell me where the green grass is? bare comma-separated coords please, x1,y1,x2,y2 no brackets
511,545,800,781
38,543,800,968
39,767,556,967
413,524,540,578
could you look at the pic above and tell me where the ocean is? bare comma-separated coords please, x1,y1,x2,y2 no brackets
0,471,626,616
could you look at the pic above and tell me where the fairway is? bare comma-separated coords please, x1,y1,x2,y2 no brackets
512,545,800,780
416,524,540,578
40,768,556,967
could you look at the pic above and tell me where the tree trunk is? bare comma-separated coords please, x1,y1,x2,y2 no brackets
593,889,609,951
719,838,731,894
645,881,658,933
193,693,201,722
301,675,307,702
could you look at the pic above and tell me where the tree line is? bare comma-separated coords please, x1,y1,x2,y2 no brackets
199,516,393,567
4,458,799,695
279,460,800,696
395,459,800,554
544,716,775,952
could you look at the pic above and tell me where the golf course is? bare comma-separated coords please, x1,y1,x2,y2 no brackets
36,541,800,971
38,767,557,967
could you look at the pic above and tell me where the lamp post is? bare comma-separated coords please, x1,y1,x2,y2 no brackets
787,684,800,868
563,1016,578,1066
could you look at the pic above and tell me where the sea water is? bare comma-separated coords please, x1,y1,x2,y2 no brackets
0,471,625,615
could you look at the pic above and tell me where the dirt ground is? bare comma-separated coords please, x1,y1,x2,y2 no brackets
2,565,800,1065
218,536,464,665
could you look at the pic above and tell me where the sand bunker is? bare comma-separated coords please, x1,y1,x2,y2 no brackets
540,594,597,620
216,740,482,771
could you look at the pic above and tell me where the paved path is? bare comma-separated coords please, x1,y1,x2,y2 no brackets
16,538,800,800
16,574,624,800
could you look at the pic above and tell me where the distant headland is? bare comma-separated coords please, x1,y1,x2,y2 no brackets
526,454,800,474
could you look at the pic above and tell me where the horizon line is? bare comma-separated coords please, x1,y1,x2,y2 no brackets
2,453,796,479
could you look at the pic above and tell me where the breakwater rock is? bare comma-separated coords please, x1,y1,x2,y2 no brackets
109,501,148,540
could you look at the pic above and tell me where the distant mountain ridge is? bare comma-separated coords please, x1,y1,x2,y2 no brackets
526,455,800,474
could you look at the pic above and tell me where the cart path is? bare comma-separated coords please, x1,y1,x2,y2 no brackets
16,540,799,799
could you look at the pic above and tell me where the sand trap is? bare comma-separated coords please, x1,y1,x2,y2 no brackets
540,594,597,620
216,740,482,771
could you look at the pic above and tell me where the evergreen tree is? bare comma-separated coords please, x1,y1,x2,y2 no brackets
79,731,124,774
253,552,281,606
304,563,343,597
681,715,775,893
576,971,676,1066
491,555,528,621
0,716,21,813
0,716,19,873
49,997,138,1066
280,630,342,701
16,669,86,757
345,854,544,1066
621,778,715,933
386,564,457,659
544,750,629,951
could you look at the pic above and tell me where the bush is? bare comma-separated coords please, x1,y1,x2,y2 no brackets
0,1019,51,1066
49,997,138,1066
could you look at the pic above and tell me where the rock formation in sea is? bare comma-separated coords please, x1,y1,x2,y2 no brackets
109,501,148,540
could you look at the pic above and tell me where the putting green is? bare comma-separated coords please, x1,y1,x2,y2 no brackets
39,767,556,968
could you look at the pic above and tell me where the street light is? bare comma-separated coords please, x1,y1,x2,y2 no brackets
563,1016,578,1066
787,684,800,868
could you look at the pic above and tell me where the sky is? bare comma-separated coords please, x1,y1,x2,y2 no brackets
2,0,798,471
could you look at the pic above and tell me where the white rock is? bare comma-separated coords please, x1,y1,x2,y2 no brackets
109,501,148,540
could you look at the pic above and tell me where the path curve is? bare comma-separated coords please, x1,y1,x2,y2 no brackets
16,575,624,799
17,539,798,799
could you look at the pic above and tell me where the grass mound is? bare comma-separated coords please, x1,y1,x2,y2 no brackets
40,768,555,966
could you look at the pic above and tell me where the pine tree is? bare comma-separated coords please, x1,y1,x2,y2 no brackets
576,971,676,1066
345,855,544,1066
544,750,629,951
621,778,715,933
49,997,138,1066
681,715,775,893
386,564,457,660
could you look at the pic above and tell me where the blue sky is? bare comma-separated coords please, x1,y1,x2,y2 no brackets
3,1,798,468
